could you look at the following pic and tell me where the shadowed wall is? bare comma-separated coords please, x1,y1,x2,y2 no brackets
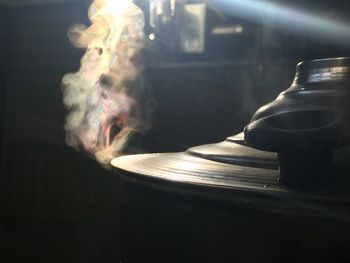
0,3,121,263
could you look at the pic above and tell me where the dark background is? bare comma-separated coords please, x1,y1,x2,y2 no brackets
1,0,350,262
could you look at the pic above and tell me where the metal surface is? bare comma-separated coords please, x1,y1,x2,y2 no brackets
112,57,350,214
112,57,350,263
150,59,297,69
188,136,278,170
112,134,350,211
245,57,350,187
112,151,281,192
113,140,350,262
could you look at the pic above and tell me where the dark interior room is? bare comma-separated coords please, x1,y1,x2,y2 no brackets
1,0,350,262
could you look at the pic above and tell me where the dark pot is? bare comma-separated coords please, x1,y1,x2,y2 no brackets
112,57,350,263
244,57,350,187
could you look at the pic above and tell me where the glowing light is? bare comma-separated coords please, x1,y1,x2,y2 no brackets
216,0,350,44
175,161,200,172
211,25,243,35
148,33,155,40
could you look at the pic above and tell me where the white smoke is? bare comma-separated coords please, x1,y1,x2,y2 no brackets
62,0,147,168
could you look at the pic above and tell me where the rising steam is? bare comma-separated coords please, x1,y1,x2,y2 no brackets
62,0,148,168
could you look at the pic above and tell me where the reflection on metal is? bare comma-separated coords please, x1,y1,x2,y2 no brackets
149,0,174,28
188,139,278,170
245,57,350,187
306,66,350,83
178,3,206,53
211,25,243,35
150,59,296,69
170,0,175,16
112,150,281,192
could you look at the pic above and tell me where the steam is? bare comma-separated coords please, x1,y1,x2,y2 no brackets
62,0,147,168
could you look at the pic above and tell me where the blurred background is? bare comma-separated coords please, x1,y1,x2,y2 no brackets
1,0,350,262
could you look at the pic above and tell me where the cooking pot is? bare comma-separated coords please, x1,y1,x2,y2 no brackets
112,57,350,263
